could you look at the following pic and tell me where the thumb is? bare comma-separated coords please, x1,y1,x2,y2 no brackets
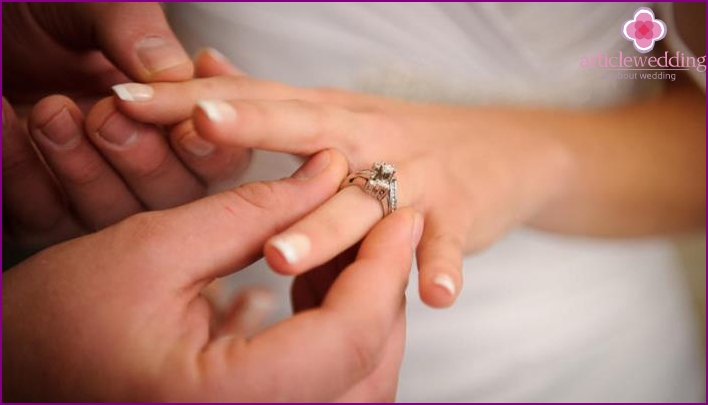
31,2,193,82
116,149,347,289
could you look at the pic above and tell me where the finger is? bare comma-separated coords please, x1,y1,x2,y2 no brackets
277,302,407,402
290,245,359,313
169,116,251,189
193,99,374,161
194,47,244,77
214,288,275,339
1,97,81,245
416,211,466,308
167,49,250,188
112,76,302,126
201,277,230,316
264,187,381,275
113,149,348,287
84,97,205,210
41,2,194,82
265,160,420,275
27,95,144,231
201,208,422,401
337,308,406,402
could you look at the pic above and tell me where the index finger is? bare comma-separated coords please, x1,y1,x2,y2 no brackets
111,76,302,125
201,208,423,402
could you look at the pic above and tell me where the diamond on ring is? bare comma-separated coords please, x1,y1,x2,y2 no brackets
340,162,398,216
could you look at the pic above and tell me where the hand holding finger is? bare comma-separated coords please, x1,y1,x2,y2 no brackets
201,208,420,401
2,149,351,401
191,96,469,307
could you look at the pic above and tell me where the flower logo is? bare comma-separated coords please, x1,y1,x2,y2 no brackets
621,7,667,53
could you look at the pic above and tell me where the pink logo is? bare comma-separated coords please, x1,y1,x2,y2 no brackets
622,7,667,54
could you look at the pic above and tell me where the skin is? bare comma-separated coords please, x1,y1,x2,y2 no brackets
2,48,247,251
2,150,421,401
2,2,191,102
2,1,192,249
5,4,412,401
3,2,703,400
111,70,705,308
2,3,250,254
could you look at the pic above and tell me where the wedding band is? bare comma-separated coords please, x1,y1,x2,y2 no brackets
340,162,398,216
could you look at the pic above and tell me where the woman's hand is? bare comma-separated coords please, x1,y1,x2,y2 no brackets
113,73,704,308
112,76,570,307
2,50,247,253
3,150,419,402
194,98,571,308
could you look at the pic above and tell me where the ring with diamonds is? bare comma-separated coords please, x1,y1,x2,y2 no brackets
340,162,398,216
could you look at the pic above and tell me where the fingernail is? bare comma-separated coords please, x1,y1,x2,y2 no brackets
180,131,216,157
135,36,190,74
97,112,139,147
36,108,81,148
292,150,330,180
270,233,311,265
197,100,237,122
112,83,154,102
433,274,456,296
205,47,229,62
411,212,424,249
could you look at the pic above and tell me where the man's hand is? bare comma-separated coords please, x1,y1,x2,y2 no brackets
2,149,421,401
2,50,245,256
3,2,192,103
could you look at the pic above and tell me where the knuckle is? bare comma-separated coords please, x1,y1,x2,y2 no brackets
227,180,285,213
62,156,107,187
351,111,401,159
305,102,347,148
129,146,172,180
244,100,273,124
113,211,169,256
305,103,329,143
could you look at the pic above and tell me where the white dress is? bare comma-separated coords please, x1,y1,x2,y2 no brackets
166,3,704,401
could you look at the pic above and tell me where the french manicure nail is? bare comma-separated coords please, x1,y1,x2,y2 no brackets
36,108,81,148
112,83,154,102
197,100,237,122
180,131,216,157
135,36,190,74
270,233,311,265
292,150,330,180
433,274,456,296
97,113,139,147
